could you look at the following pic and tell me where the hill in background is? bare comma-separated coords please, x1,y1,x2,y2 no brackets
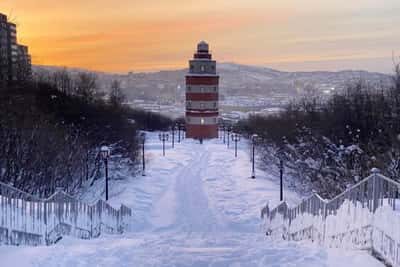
33,63,391,120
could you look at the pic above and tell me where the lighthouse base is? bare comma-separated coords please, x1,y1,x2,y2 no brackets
186,124,218,139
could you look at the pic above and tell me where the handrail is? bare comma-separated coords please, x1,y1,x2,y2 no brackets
45,190,77,202
268,170,400,218
0,181,41,201
263,169,400,267
313,193,328,203
0,181,133,246
376,173,400,187
329,174,374,203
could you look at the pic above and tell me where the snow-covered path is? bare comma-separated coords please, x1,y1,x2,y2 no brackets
174,146,223,233
0,133,383,267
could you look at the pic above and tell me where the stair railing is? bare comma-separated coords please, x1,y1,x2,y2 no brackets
0,185,133,246
262,168,400,267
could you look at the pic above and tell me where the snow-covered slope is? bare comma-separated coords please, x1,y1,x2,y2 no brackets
0,133,383,266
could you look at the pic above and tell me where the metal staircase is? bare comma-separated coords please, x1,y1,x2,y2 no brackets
262,168,400,266
0,182,132,246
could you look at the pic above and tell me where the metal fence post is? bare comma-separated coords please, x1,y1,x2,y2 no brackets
322,202,327,244
90,205,93,238
45,201,50,245
371,168,380,213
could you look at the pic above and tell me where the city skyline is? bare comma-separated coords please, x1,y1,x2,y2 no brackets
1,0,399,73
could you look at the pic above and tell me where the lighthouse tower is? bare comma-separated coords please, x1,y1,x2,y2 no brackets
185,41,219,139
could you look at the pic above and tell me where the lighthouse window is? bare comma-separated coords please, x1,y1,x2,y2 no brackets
214,102,217,108
201,118,205,124
214,86,217,92
190,64,194,71
187,86,191,92
200,103,204,108
201,65,205,72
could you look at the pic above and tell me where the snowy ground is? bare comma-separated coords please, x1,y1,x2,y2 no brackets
0,132,383,267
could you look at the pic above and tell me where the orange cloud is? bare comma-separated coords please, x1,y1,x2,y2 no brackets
21,9,274,71
1,0,398,72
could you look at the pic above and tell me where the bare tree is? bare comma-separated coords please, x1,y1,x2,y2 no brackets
109,80,125,108
76,72,98,102
53,68,73,94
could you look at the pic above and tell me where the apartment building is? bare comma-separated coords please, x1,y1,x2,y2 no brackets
0,13,32,85
17,44,32,81
0,14,8,85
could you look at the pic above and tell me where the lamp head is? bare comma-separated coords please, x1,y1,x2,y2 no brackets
100,145,110,159
252,134,258,142
140,132,146,141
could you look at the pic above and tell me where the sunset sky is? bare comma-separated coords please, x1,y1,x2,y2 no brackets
1,0,399,73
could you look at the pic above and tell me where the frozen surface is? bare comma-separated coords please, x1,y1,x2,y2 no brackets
0,132,383,266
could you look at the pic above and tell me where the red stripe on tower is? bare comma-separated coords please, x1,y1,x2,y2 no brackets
185,41,219,139
186,76,219,85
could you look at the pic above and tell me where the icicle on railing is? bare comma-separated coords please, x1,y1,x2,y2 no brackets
0,185,133,246
262,168,400,267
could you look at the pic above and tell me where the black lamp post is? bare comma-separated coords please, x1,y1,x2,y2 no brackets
177,123,184,143
231,133,241,157
276,148,285,202
139,133,146,176
227,126,232,148
171,125,175,148
219,123,226,143
100,145,110,201
279,158,284,201
251,134,258,178
159,133,169,156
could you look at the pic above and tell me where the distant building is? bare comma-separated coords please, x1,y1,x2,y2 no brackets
17,44,32,81
185,41,219,139
0,13,32,85
7,22,18,82
0,14,8,85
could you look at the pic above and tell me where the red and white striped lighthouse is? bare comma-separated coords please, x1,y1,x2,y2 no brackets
185,41,219,139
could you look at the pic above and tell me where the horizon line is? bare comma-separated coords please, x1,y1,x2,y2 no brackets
33,56,396,76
